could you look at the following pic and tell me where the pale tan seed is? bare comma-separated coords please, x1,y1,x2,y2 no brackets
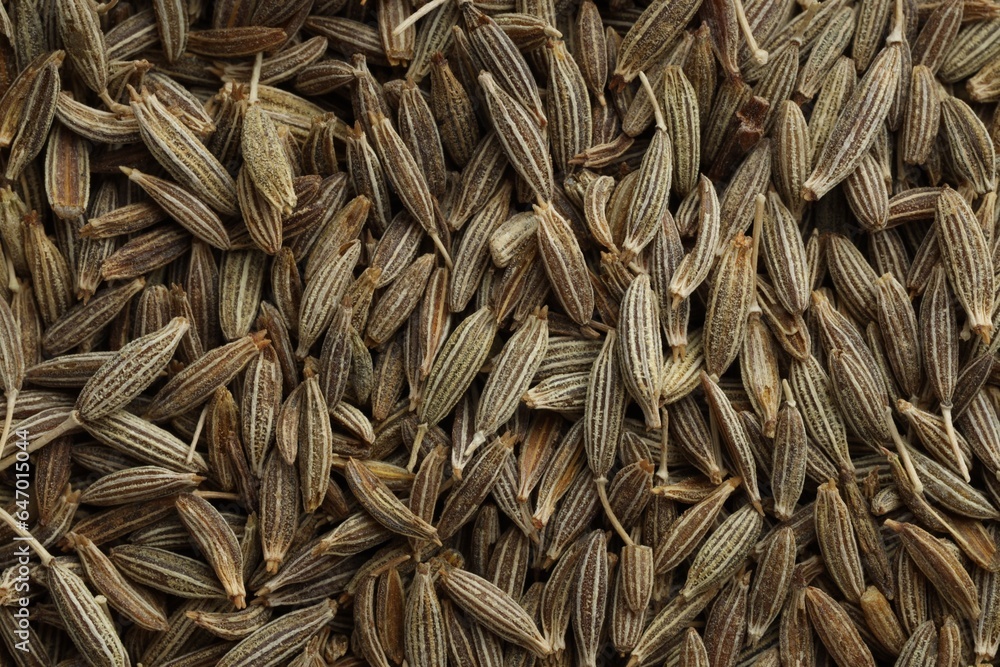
450,183,512,312
78,409,208,473
843,152,889,231
655,477,740,573
825,233,880,322
5,56,61,182
296,240,362,357
428,52,479,169
622,80,672,261
809,55,857,165
79,466,202,506
460,1,545,126
837,470,894,599
48,554,132,667
680,503,763,599
572,530,608,666
54,92,142,144
771,101,811,227
474,308,548,446
746,525,795,646
44,119,89,221
852,0,892,70
257,452,298,573
111,544,227,599
404,563,447,667
858,586,906,656
704,569,750,667
23,212,74,328
940,18,1000,82
661,66,699,197
680,627,710,667
416,304,497,444
41,277,145,357
797,6,856,101
669,176,720,305
625,588,715,666
367,112,451,265
546,39,592,172
437,433,516,539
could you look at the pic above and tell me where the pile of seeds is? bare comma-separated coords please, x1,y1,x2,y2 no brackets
0,0,999,662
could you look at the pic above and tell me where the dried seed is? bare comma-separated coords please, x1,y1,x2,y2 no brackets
802,22,903,200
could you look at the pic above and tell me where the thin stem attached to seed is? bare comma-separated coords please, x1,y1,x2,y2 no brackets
732,0,768,64
193,490,242,501
885,406,923,495
940,403,970,482
0,505,53,566
638,72,666,131
5,258,17,296
429,231,454,270
95,595,114,624
751,193,764,308
708,402,724,474
393,0,449,35
0,411,81,471
249,52,263,105
99,90,131,115
657,407,669,486
888,0,905,44
408,422,428,472
370,552,413,579
186,403,209,464
781,378,796,407
595,477,634,546
791,1,819,46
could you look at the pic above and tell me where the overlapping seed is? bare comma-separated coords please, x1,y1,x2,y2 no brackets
1,0,1000,664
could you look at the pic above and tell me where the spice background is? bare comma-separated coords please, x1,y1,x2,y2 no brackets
0,0,998,663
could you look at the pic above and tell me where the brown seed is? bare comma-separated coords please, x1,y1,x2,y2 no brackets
802,22,903,200
437,564,551,657
935,186,995,344
612,0,702,86
176,493,246,609
885,519,981,620
804,586,876,667
618,274,664,430
146,331,270,422
345,456,440,544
